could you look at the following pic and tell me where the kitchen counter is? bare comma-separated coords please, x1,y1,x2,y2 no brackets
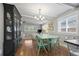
64,39,79,46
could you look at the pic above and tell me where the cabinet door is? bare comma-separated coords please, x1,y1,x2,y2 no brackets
14,7,21,48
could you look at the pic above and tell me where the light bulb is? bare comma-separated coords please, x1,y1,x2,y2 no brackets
41,17,45,20
34,16,37,19
39,15,42,18
42,17,45,19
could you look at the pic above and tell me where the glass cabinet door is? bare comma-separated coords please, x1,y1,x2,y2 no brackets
14,7,21,48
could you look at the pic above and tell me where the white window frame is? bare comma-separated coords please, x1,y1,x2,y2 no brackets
58,15,78,34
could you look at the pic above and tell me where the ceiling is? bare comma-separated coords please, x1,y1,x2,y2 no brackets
64,3,79,8
11,3,79,25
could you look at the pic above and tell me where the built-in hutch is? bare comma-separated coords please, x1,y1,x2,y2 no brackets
3,3,21,56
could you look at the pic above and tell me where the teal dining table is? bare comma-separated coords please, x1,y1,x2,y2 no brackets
37,34,59,40
36,34,59,50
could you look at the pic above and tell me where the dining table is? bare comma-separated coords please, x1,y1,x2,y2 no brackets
37,34,59,39
36,34,59,50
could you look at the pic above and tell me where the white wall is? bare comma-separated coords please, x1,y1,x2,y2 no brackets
0,3,4,55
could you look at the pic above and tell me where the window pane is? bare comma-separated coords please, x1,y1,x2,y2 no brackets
68,28,76,32
68,16,76,27
58,15,77,33
61,28,66,32
61,20,66,27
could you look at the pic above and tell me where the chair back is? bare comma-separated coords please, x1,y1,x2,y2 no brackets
36,35,43,45
51,38,58,44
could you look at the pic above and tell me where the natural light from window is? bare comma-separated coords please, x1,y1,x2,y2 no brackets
58,15,78,34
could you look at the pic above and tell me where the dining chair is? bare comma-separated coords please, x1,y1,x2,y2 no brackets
49,38,59,49
36,35,48,55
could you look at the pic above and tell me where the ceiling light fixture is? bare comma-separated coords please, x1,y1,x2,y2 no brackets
34,9,45,20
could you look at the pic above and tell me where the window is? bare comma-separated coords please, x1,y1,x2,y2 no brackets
23,24,40,33
58,15,78,33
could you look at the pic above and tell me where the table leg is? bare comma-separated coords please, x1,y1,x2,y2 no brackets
48,39,51,52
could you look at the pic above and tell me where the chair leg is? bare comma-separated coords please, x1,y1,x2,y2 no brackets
48,44,51,52
43,46,48,54
37,47,40,56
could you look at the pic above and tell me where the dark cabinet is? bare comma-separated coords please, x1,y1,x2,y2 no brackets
3,3,21,56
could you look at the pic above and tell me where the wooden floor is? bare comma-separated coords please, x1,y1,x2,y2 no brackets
16,39,69,56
